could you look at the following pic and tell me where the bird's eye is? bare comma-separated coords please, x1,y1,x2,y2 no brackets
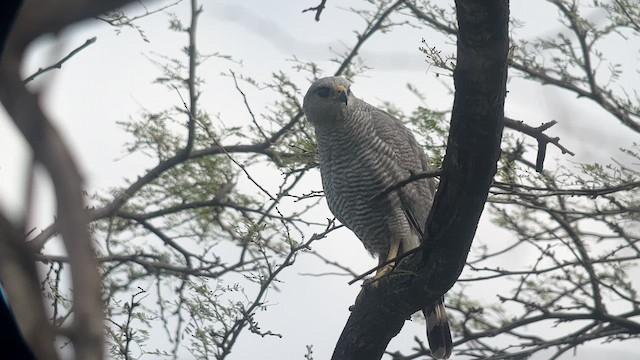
316,86,331,98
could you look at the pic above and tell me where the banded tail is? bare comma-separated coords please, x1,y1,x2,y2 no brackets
423,298,453,359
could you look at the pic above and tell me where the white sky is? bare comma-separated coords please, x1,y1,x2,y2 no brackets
0,0,638,359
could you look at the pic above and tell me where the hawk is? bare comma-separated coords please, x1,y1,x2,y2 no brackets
303,76,453,359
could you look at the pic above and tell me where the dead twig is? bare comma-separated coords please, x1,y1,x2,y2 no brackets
302,0,328,21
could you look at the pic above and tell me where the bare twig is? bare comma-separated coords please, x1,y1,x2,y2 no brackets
492,179,640,198
347,245,423,285
369,170,443,203
230,70,269,141
302,0,328,21
22,37,96,84
335,0,405,77
97,0,182,27
504,117,574,172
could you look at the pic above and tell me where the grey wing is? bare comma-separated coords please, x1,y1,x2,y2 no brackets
370,107,437,237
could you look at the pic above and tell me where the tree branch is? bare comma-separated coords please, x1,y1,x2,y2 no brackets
369,170,443,203
22,36,96,84
504,117,575,171
302,0,328,22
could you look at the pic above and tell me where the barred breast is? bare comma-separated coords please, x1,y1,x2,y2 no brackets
315,99,414,256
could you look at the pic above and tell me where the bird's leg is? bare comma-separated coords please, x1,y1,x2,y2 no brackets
351,239,403,310
371,237,401,283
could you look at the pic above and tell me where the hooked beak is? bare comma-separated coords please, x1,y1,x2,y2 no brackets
336,85,348,105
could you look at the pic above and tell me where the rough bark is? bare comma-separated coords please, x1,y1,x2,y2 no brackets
331,1,509,359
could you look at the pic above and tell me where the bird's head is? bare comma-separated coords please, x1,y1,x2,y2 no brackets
303,76,353,126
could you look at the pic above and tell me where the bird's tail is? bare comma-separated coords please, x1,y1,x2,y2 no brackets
423,298,453,359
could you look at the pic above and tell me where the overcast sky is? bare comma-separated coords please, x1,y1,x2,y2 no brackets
1,1,638,359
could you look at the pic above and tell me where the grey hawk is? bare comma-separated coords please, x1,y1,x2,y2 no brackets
303,76,453,359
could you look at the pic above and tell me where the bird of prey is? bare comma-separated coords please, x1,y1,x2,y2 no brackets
303,76,453,359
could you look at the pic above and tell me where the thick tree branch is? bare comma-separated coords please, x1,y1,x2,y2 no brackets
331,1,509,359
1,1,148,359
